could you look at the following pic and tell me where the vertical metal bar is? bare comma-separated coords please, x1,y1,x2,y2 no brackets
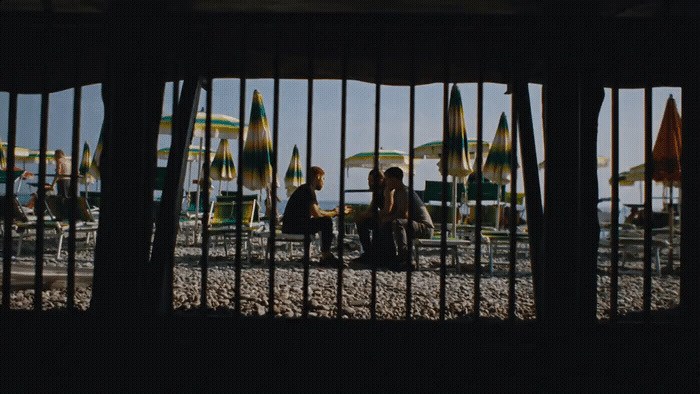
643,86,653,317
35,91,49,311
474,80,484,319
509,92,518,320
67,86,81,309
302,55,313,319
200,77,212,312
610,87,620,321
269,50,280,316
371,60,381,321
406,81,416,320
439,80,449,321
235,75,246,316
3,92,18,310
337,57,348,319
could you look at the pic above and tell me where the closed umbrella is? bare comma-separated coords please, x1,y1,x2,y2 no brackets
652,94,682,270
79,142,94,198
443,84,472,234
483,112,513,229
210,139,236,195
88,126,103,181
285,144,304,197
241,90,275,197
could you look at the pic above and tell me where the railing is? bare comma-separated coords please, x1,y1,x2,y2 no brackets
0,60,683,323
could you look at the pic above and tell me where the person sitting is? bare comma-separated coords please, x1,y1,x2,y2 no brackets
281,166,352,267
371,166,434,269
352,169,385,258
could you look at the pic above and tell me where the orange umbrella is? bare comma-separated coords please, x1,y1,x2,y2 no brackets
652,94,681,272
652,94,681,184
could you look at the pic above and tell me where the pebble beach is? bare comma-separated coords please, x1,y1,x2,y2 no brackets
1,233,681,321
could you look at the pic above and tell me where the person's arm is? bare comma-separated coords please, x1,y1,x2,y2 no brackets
310,203,338,218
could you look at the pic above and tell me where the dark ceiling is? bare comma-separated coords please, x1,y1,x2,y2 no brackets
1,1,697,92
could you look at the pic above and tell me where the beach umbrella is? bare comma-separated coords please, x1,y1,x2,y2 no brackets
79,142,94,199
210,139,236,195
652,94,682,270
0,143,5,170
1,140,31,167
483,112,513,229
285,144,304,197
539,156,609,170
441,84,472,234
157,145,216,162
88,126,103,181
415,139,490,164
159,112,246,140
241,90,275,192
344,149,415,175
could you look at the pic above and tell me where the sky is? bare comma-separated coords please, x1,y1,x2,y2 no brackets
0,81,681,211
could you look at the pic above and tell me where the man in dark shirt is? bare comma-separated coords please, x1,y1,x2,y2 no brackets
352,169,385,257
282,166,352,266
372,166,434,269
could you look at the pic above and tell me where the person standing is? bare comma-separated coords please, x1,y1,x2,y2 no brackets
50,149,71,198
282,166,352,267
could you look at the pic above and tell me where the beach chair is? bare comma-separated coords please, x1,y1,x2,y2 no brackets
14,196,66,258
27,196,99,259
207,198,260,261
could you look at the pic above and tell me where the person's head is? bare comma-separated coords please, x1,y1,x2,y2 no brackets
308,166,325,190
54,149,65,162
384,166,404,189
367,169,385,191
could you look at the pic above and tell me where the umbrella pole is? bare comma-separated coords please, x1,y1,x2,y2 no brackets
194,137,203,244
668,181,674,272
496,185,502,230
451,176,458,237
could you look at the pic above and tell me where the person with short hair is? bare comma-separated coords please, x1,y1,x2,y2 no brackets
282,166,353,267
372,166,434,269
352,168,385,257
50,149,71,198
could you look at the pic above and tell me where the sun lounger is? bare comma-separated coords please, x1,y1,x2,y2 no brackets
207,198,261,262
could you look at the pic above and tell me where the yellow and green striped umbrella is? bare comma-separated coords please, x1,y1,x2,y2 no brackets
1,141,31,164
157,145,215,162
483,112,512,186
345,149,413,175
441,84,472,178
415,139,490,163
0,144,5,169
88,126,103,180
285,144,304,197
79,141,95,185
241,90,274,191
159,112,246,140
210,139,236,182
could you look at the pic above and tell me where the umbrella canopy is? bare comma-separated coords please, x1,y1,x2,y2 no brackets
540,156,609,170
345,149,415,174
241,90,274,191
483,112,513,186
1,141,31,164
210,139,236,181
441,84,472,178
159,112,246,140
285,144,304,197
652,94,681,183
79,141,95,185
415,139,490,163
157,145,216,162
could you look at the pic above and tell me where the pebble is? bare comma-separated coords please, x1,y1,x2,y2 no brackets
1,238,683,320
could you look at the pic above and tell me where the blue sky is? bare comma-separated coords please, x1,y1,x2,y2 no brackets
1,81,681,209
